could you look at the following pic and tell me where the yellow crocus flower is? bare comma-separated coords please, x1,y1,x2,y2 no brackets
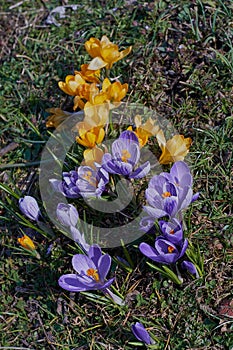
127,115,160,147
58,73,86,96
102,78,128,103
157,130,192,164
75,121,105,148
83,146,105,168
18,235,36,251
46,108,72,128
85,35,132,70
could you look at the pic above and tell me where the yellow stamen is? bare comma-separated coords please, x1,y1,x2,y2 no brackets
86,268,100,281
121,149,131,162
162,191,171,198
168,246,175,253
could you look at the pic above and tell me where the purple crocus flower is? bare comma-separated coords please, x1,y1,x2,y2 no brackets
58,245,114,292
161,161,199,203
50,170,80,198
131,322,155,345
143,161,198,219
102,130,150,179
76,165,109,198
159,218,183,245
181,260,199,278
56,203,79,227
19,196,41,221
139,237,188,265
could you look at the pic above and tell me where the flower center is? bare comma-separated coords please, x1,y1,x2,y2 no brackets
121,149,131,162
83,171,97,187
170,229,175,235
162,191,171,198
168,245,175,253
83,170,92,181
86,268,100,282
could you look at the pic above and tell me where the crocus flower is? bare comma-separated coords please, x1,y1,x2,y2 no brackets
50,170,80,198
76,122,105,148
58,73,86,96
139,237,188,265
131,322,155,345
156,129,192,164
143,161,198,219
102,78,128,105
19,196,41,221
78,64,100,83
85,35,132,70
58,245,114,292
82,146,105,169
128,115,160,147
46,108,73,128
102,130,150,179
76,165,109,198
181,260,199,278
18,235,36,251
56,203,79,227
159,218,183,245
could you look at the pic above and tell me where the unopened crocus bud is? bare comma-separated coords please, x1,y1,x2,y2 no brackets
131,322,155,345
19,196,41,221
18,235,36,251
56,203,79,227
181,260,199,278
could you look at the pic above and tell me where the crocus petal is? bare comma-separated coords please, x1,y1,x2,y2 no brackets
192,192,199,202
88,57,108,70
139,216,155,233
131,322,152,345
130,161,150,179
88,244,102,266
72,254,96,274
58,273,89,292
98,254,111,281
181,260,199,278
143,205,168,219
178,238,188,258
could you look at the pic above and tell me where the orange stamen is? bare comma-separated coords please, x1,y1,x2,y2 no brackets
168,246,175,253
86,268,100,281
162,191,171,198
170,229,175,235
121,149,131,162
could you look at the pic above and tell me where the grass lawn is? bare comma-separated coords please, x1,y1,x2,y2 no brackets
0,0,233,349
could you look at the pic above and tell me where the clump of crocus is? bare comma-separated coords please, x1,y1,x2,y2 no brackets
19,196,41,221
131,322,156,345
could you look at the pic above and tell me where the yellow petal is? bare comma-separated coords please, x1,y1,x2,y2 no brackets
88,57,108,70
